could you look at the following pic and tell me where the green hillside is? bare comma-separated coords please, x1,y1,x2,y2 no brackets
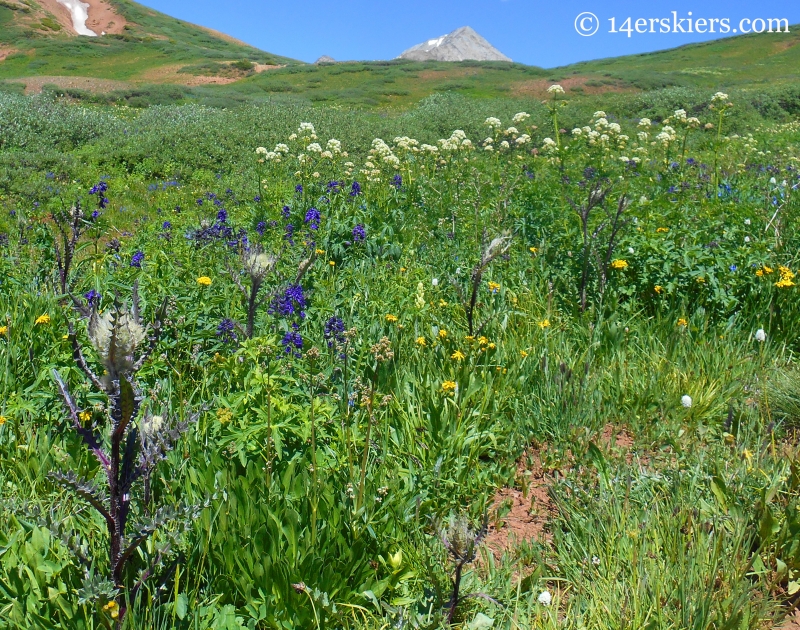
0,0,295,88
0,1,798,109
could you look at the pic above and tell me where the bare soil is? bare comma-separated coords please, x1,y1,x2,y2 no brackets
13,75,131,94
35,0,127,35
138,62,282,86
510,76,636,98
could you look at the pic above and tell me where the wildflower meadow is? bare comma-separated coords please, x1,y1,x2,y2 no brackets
1,86,800,629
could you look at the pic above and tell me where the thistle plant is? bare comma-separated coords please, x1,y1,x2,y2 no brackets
454,231,512,336
569,183,630,311
50,286,198,622
440,514,493,624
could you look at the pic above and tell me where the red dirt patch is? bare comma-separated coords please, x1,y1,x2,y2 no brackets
0,48,17,62
485,447,556,557
138,62,283,86
12,75,131,95
510,76,635,98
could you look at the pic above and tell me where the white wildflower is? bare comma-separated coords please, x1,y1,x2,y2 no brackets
681,395,693,408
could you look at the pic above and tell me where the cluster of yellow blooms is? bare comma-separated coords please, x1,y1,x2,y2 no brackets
386,314,398,322
0,325,7,336
197,276,212,286
775,266,796,288
35,314,50,325
217,408,233,425
610,259,629,270
442,381,457,392
102,601,119,619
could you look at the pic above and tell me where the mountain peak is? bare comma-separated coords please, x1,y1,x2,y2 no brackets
397,26,511,62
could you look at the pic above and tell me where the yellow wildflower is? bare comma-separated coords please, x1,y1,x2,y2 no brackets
529,247,538,254
654,285,664,294
79,411,91,423
677,318,688,327
451,350,466,361
776,266,796,288
465,335,475,341
197,276,212,286
776,278,796,288
488,343,496,350
755,269,764,277
0,416,6,425
656,227,669,233
386,314,398,322
537,319,551,329
439,299,448,307
329,261,335,267
103,601,119,620
763,265,774,274
442,380,457,392
610,259,628,270
696,276,705,284
416,336,426,346
438,329,448,339
488,281,501,292
35,314,50,326
400,267,407,272
315,249,325,255
216,408,233,425
520,350,528,358
0,325,7,336
478,336,488,345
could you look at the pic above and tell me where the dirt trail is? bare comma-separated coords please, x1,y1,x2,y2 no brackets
12,75,131,95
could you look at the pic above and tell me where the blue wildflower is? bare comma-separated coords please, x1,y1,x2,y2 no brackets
91,210,100,220
217,208,228,223
282,206,291,218
130,251,144,268
84,289,101,307
216,318,238,344
324,316,345,348
162,221,172,230
352,224,366,242
305,208,321,230
269,284,307,319
295,184,303,193
391,174,402,189
281,331,303,356
350,181,361,197
256,221,266,236
729,265,738,272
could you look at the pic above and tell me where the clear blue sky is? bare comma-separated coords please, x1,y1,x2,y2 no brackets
136,0,800,67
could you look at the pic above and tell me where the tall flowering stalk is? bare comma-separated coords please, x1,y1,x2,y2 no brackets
50,287,198,622
709,92,733,195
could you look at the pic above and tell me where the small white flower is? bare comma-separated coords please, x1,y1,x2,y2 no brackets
681,395,693,408
537,590,552,606
755,328,766,342
592,556,601,566
770,177,777,185
744,219,751,225
628,247,635,254
744,236,751,243
432,278,439,287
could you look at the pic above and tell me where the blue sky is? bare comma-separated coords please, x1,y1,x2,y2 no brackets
136,0,800,67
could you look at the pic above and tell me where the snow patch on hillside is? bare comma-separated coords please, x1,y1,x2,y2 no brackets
57,0,98,36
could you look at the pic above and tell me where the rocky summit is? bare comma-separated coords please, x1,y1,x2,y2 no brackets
397,26,511,62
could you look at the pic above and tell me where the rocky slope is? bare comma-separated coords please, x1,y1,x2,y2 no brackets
397,26,511,62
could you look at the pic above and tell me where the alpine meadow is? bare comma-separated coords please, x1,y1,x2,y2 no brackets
2,4,800,630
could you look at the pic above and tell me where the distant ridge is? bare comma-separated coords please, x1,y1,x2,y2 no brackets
397,26,511,62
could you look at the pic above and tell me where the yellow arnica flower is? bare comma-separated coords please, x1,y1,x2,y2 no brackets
197,276,212,286
656,227,669,233
538,319,551,329
79,411,91,423
438,329,447,339
329,261,336,267
442,380,457,392
520,350,528,358
478,336,488,345
0,416,6,425
776,278,796,288
315,249,325,255
416,336,426,346
386,314,398,322
35,314,51,326
529,247,538,254
610,259,628,270
677,318,688,327
103,601,119,619
488,281,501,292
654,285,664,294
696,276,706,284
488,343,496,350
400,267,407,272
465,335,475,341
763,265,774,274
0,325,7,336
755,269,764,277
451,350,466,361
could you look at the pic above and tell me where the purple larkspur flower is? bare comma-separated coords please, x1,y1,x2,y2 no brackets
324,316,345,348
162,221,172,230
256,221,266,236
327,181,341,193
352,224,366,242
130,251,144,268
217,208,228,223
254,195,261,202
281,331,303,356
84,289,101,306
304,207,321,230
391,174,402,189
350,181,361,197
295,184,303,193
282,205,291,218
284,224,295,245
91,210,100,220
269,284,307,319
216,318,238,344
